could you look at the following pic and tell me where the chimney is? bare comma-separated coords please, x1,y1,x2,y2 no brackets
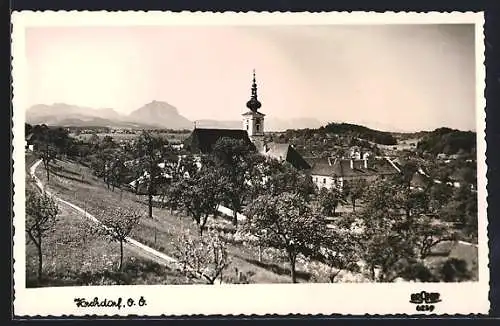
350,159,354,170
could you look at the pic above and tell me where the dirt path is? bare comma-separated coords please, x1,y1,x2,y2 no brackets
29,159,224,284
30,160,180,268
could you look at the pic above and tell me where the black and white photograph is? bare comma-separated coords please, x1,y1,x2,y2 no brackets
12,11,488,316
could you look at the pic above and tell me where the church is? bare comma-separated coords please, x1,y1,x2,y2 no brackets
183,71,311,170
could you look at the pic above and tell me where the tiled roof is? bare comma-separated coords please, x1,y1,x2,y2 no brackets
183,128,254,154
263,142,311,170
310,157,399,177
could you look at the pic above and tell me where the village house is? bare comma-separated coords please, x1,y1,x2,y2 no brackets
25,133,34,152
309,154,400,191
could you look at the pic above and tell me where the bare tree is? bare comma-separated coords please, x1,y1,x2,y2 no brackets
97,207,141,271
26,188,60,282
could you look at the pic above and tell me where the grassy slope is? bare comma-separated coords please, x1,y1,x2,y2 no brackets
34,158,320,284
26,158,195,287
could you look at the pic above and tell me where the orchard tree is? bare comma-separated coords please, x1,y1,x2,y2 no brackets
26,188,60,282
134,132,174,219
355,179,418,281
413,214,456,259
244,192,326,283
317,187,342,217
97,206,141,271
175,230,229,284
343,178,368,212
38,143,57,182
179,166,226,236
318,228,360,282
211,138,254,226
264,159,316,200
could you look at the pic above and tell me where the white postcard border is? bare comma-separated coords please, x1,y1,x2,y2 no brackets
12,11,489,316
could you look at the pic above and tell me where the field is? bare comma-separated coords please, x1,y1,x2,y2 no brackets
71,132,191,144
32,158,367,284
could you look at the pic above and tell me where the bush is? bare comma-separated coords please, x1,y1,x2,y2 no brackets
439,258,472,282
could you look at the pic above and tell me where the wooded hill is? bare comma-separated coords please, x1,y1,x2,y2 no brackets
278,122,398,146
416,127,476,156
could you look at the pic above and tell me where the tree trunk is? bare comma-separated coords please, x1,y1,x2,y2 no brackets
232,208,238,226
37,236,43,282
148,193,153,219
352,199,356,212
45,165,50,182
119,240,124,271
370,265,376,281
288,251,297,283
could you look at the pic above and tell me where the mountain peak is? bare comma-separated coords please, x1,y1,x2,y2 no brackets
128,101,190,129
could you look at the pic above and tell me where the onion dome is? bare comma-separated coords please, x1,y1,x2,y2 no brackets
246,69,262,112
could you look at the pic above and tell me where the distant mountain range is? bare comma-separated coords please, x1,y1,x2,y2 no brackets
25,101,324,131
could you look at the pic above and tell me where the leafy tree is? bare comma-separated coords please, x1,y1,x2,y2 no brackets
38,142,57,182
26,188,60,282
244,192,326,283
211,137,254,226
343,178,368,212
439,258,472,282
97,206,141,271
108,152,129,197
318,229,360,282
179,166,226,235
134,132,174,219
175,230,229,284
317,187,342,216
264,159,316,200
428,182,453,213
412,215,456,259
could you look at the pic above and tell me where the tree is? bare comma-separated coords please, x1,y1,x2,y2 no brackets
412,214,456,259
268,161,316,199
26,188,60,282
211,138,254,226
317,187,342,217
244,192,326,283
109,152,129,197
134,132,173,219
439,258,472,282
356,179,422,281
343,178,368,212
179,166,226,236
38,142,57,182
97,206,141,271
175,230,229,284
318,229,360,282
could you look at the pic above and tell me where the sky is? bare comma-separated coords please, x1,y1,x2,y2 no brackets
24,24,477,132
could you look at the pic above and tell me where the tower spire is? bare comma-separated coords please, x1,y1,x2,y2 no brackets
246,69,262,112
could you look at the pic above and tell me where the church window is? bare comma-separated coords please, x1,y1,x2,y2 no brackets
323,178,326,184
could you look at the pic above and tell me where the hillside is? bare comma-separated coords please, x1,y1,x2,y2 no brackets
416,127,476,156
281,122,398,146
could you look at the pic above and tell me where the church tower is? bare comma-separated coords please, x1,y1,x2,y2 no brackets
242,70,266,149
